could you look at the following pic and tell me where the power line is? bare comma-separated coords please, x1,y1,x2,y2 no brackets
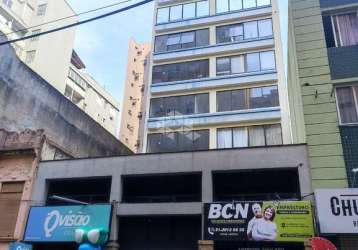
0,0,134,38
0,0,153,46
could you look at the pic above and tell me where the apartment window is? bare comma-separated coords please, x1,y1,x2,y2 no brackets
152,59,209,84
155,29,209,53
216,51,275,76
216,19,272,44
25,50,36,63
323,12,358,48
216,0,270,14
336,86,358,124
217,124,282,149
156,1,209,24
217,85,279,112
30,29,41,41
150,93,209,118
68,68,87,89
147,130,209,153
37,4,47,16
2,0,13,8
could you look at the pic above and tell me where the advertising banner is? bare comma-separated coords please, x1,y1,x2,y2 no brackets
24,204,112,242
9,242,32,250
315,188,358,234
204,201,314,242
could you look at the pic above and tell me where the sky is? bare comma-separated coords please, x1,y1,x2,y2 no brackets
66,0,154,105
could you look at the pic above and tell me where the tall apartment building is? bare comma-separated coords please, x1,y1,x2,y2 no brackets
144,0,293,153
65,51,121,137
289,0,358,248
121,38,151,152
0,0,77,93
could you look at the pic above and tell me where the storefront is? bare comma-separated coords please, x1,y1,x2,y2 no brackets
23,204,112,250
315,188,358,250
204,201,314,250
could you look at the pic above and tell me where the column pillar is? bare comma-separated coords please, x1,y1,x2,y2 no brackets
198,240,214,250
104,202,120,250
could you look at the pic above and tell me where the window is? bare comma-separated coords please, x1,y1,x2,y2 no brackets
2,0,13,8
147,130,209,153
152,59,209,84
336,86,358,124
156,1,209,24
150,93,209,118
249,85,279,109
25,50,36,63
217,124,282,149
37,4,47,16
331,12,358,47
30,29,41,41
68,68,87,89
217,85,279,112
216,0,270,14
154,29,209,53
216,19,272,44
216,51,275,76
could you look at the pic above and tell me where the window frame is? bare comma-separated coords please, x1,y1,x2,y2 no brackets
217,124,282,149
156,0,209,25
216,0,271,14
330,11,358,48
216,50,276,76
154,28,210,53
37,3,47,16
335,85,358,125
216,85,279,112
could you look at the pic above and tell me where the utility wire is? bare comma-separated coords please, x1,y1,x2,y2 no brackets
0,0,153,46
0,0,134,38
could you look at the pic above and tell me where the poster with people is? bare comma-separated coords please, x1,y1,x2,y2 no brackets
204,201,314,242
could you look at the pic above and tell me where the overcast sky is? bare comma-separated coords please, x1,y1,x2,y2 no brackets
66,0,154,105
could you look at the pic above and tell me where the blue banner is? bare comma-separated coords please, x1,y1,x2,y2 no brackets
24,205,112,242
9,243,32,250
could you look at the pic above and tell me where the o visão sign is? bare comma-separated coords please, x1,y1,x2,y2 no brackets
24,205,112,242
315,188,358,234
204,201,314,242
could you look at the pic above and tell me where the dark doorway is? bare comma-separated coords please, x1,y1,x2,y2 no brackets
119,215,201,250
46,177,112,205
213,168,300,201
215,241,304,250
32,242,78,250
122,173,202,203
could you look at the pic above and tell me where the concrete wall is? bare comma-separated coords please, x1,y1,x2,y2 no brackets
288,0,347,189
32,144,312,212
0,39,132,158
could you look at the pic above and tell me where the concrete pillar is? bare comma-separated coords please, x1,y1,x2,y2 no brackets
304,239,312,250
105,241,120,250
198,240,214,250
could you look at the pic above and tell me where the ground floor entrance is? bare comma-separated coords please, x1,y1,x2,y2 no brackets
119,215,201,250
215,241,304,250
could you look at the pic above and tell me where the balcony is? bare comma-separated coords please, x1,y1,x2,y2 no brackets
155,6,272,33
153,37,274,63
151,70,277,95
147,107,281,130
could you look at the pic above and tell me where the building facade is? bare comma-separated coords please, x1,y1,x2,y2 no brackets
289,0,358,248
120,38,151,152
65,51,121,137
143,0,294,153
30,144,313,250
0,0,77,93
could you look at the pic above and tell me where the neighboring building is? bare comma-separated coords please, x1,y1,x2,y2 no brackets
0,34,132,158
143,0,295,154
120,38,151,152
66,51,121,137
288,0,358,248
30,144,313,250
0,0,77,93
